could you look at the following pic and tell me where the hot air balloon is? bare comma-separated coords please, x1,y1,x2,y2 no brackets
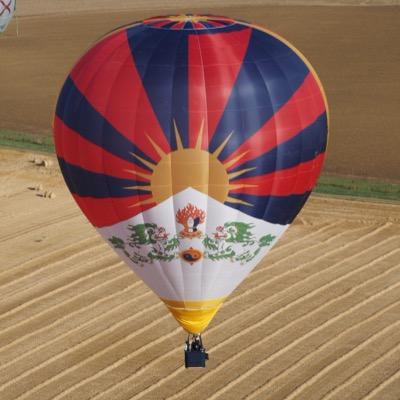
54,14,328,368
0,0,15,34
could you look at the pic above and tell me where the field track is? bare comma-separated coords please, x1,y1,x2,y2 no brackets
0,4,399,180
0,148,399,399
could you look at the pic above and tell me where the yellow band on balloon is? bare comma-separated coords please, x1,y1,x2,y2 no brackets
161,297,226,334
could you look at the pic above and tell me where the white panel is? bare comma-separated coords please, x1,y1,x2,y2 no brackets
99,188,288,301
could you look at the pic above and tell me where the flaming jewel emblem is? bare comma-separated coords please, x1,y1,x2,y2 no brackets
176,204,206,238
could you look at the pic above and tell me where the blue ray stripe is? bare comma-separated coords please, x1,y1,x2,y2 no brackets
229,112,328,179
209,28,310,160
182,21,193,30
225,192,311,225
56,76,155,172
58,157,151,198
127,25,189,149
201,22,219,28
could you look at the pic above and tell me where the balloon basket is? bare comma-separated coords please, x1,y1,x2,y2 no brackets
184,334,209,368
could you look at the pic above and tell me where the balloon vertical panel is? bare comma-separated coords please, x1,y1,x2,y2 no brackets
54,15,328,334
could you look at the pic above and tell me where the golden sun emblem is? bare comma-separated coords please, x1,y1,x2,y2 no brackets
124,119,256,208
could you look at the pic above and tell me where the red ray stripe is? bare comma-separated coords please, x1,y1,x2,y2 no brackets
205,21,225,27
205,16,235,23
54,117,151,182
188,27,252,149
73,194,155,228
192,21,205,29
229,153,325,196
171,21,185,29
223,73,326,170
207,19,230,25
70,29,171,163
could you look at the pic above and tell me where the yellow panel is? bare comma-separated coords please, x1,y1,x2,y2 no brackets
161,297,226,334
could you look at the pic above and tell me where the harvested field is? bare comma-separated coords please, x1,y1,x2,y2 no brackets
0,148,399,399
1,4,400,180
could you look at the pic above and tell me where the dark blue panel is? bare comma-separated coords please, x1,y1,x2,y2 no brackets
162,22,177,29
229,112,328,179
225,192,311,225
182,21,193,30
56,77,155,172
58,157,151,198
209,28,309,160
127,25,189,149
201,22,219,28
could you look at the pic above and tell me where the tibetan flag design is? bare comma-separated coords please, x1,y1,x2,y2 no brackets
54,15,328,334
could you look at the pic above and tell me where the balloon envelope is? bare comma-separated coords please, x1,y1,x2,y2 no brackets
0,0,15,33
54,15,328,334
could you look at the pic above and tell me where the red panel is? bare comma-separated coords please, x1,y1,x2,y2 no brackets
230,153,325,196
149,20,168,28
188,28,252,149
206,21,225,27
192,22,205,29
70,29,171,163
54,117,151,182
171,21,185,29
73,194,155,228
223,73,326,169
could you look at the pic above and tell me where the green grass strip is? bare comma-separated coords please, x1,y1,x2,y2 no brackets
0,130,54,153
315,175,400,202
1,130,399,202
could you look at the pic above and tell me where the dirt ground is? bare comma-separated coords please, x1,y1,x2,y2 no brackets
14,1,400,17
0,5,399,180
0,147,399,400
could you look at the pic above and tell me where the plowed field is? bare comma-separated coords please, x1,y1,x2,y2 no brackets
1,5,400,179
0,148,399,399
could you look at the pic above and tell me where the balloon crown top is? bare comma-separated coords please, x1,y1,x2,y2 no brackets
143,15,237,30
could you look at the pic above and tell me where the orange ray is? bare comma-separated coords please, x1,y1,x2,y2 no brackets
124,185,151,191
129,198,156,208
228,167,256,180
146,134,167,158
223,151,249,170
195,119,205,150
226,196,253,206
124,169,152,181
212,131,234,158
129,152,156,171
228,183,258,190
173,119,184,150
